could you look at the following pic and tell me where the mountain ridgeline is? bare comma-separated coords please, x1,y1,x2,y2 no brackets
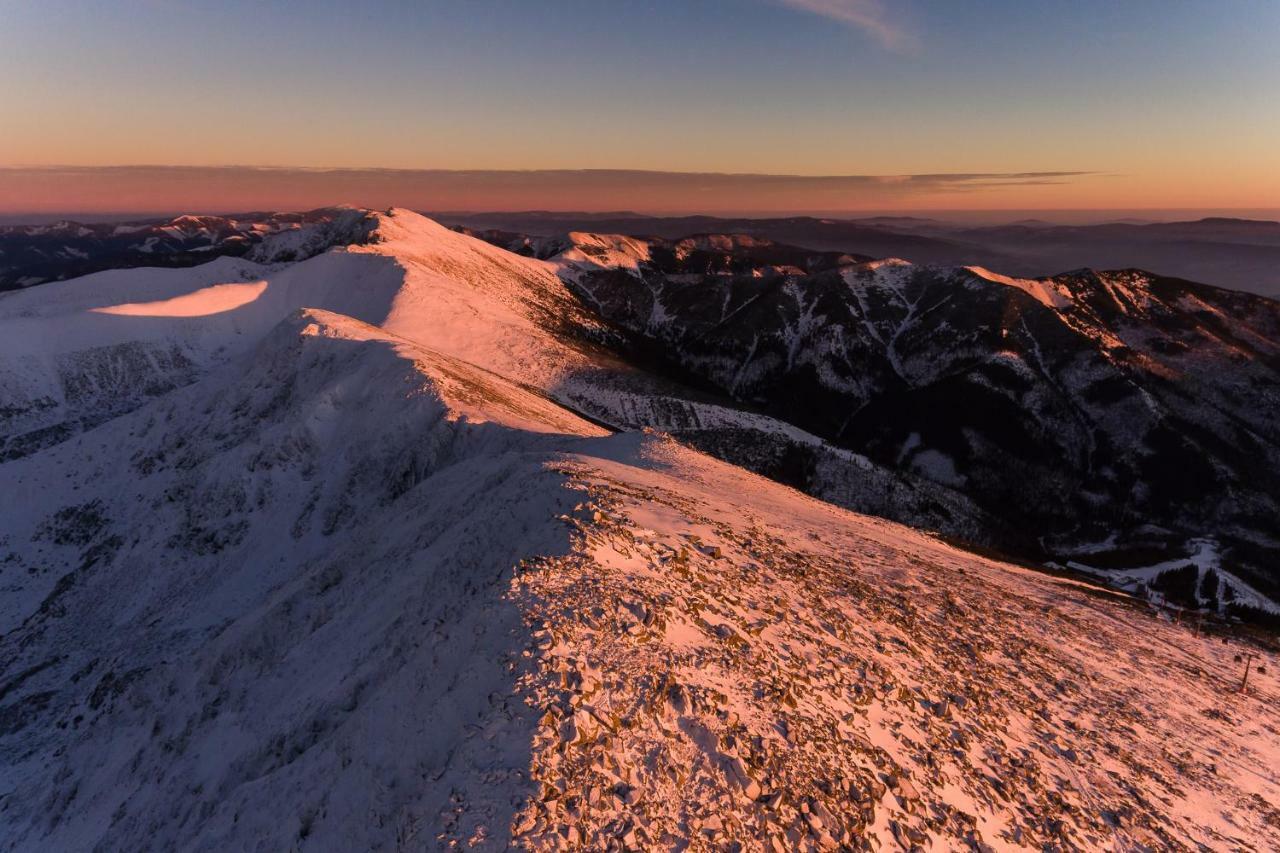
3,207,1278,608
1,209,1278,849
0,208,379,290
461,227,1280,610
441,210,1280,297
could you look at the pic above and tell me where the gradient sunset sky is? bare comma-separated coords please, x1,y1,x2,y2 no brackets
1,0,1277,215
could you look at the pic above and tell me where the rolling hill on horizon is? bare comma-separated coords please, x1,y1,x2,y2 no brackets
6,208,1280,297
440,210,1280,298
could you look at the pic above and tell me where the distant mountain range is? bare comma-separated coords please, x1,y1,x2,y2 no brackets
520,230,1280,610
6,209,1279,298
3,207,1277,616
0,209,372,290
438,211,1280,297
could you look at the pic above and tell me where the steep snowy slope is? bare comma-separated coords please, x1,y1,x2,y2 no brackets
0,210,995,546
0,210,596,460
546,242,1280,606
0,210,716,459
0,308,1276,850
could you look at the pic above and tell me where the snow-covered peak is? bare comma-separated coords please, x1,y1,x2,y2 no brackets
267,306,610,439
551,230,654,273
362,208,563,277
861,256,914,270
964,264,1074,308
840,257,917,295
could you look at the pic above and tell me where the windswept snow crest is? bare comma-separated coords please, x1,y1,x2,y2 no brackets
963,265,1073,308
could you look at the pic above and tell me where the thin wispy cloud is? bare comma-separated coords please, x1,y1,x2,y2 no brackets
772,0,914,50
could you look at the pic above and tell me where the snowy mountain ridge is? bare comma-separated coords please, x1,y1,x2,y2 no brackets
1,209,1278,850
529,230,1280,612
0,211,994,546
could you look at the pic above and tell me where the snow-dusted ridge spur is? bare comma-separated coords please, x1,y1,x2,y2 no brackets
512,228,1280,614
0,209,1278,850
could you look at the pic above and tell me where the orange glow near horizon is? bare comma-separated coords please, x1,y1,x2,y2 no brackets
1,166,1277,218
3,2,1277,218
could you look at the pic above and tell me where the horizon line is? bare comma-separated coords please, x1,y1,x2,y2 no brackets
0,164,1103,181
4,165,1272,220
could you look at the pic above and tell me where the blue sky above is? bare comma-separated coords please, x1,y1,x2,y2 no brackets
1,0,1276,210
